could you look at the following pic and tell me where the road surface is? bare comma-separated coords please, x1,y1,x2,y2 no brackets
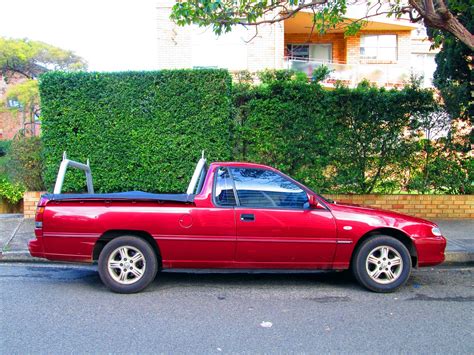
1,264,473,353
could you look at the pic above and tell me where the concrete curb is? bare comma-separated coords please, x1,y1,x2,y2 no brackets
1,249,472,266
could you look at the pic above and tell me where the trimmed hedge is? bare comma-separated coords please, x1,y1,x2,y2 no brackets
40,70,233,193
233,80,447,194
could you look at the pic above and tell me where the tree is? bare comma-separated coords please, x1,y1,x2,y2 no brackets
0,37,87,80
4,79,40,136
431,0,473,121
1,37,87,136
171,0,474,50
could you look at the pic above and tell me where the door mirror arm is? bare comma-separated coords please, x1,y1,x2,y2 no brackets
308,194,325,209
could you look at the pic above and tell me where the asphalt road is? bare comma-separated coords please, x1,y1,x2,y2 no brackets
1,264,473,354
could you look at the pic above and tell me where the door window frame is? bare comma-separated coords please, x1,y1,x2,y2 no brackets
212,165,330,211
212,166,240,208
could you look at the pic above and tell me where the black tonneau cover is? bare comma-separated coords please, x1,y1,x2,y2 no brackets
44,191,194,203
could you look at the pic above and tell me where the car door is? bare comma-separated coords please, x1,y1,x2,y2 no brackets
154,166,236,268
231,167,337,268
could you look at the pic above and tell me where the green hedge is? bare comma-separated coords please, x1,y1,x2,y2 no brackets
39,69,471,195
234,79,470,194
40,70,233,193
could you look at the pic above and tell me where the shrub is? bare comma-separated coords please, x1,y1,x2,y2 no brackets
39,70,233,193
0,176,25,204
7,135,45,191
234,80,437,194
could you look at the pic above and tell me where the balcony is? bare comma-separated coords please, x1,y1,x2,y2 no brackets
284,58,428,89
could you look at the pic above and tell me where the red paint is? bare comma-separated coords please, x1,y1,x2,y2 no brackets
28,162,446,270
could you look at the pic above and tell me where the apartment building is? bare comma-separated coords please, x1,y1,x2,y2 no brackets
157,1,437,88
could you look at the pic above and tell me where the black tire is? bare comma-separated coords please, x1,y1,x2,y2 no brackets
352,235,412,293
98,236,158,294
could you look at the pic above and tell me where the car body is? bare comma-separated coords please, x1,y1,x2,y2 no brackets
29,160,446,293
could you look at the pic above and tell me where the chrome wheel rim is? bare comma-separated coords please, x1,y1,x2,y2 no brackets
366,245,403,284
107,246,146,285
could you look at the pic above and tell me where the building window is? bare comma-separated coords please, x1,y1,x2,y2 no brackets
287,44,332,63
360,35,397,61
287,44,310,60
7,98,21,108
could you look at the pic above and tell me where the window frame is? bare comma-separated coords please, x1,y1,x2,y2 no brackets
212,165,325,211
359,34,398,62
286,43,333,63
212,166,239,208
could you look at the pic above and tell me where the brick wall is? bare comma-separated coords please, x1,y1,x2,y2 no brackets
247,22,285,71
346,30,412,65
157,1,284,71
325,194,474,219
23,191,46,219
157,1,193,69
1,74,24,140
20,192,473,219
0,73,40,139
0,199,23,214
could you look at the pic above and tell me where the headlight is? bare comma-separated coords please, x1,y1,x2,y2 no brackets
431,227,442,236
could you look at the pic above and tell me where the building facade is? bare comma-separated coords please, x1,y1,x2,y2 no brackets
0,74,40,140
157,2,437,88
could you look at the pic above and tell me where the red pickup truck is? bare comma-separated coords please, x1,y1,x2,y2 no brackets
29,155,446,294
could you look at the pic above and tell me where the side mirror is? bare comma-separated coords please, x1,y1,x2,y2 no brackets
308,194,325,209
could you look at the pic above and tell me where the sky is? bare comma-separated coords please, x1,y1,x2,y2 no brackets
0,0,158,72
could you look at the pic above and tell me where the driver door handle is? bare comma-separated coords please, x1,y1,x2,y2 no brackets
240,213,255,222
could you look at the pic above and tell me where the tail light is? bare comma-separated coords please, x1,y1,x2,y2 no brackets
35,196,49,229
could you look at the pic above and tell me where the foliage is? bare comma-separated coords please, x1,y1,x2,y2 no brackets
1,38,87,138
39,68,470,195
326,83,436,193
4,79,41,136
432,0,473,121
311,65,332,84
257,69,295,84
0,176,25,205
0,140,10,157
407,112,472,194
6,135,45,191
39,70,233,193
233,76,438,194
170,0,474,49
0,37,87,80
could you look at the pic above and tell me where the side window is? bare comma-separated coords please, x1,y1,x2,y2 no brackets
230,168,308,209
214,167,237,207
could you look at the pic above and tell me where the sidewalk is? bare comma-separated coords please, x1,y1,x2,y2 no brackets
0,216,473,264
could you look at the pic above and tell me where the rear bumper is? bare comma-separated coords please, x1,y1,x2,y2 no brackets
415,235,447,267
28,237,45,258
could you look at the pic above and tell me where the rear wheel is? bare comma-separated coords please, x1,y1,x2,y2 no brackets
352,236,411,293
98,236,158,293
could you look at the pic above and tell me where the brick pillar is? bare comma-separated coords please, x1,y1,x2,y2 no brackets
345,35,360,64
23,191,47,219
396,32,411,67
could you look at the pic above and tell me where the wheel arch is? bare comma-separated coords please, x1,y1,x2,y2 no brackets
351,228,418,268
93,230,162,268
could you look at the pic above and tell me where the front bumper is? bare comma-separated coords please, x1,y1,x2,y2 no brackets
415,235,447,267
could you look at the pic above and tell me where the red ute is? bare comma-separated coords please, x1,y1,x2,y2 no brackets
29,159,446,293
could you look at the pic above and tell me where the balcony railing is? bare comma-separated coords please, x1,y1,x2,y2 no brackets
284,58,429,88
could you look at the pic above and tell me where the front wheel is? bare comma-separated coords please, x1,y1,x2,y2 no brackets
98,236,158,293
352,236,412,293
